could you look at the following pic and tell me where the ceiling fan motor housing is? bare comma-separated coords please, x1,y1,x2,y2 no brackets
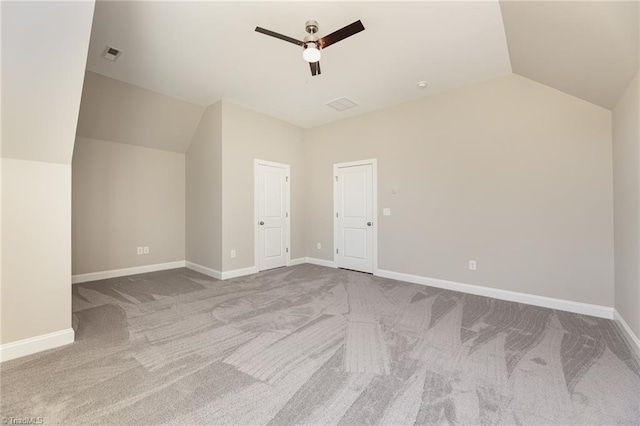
304,21,319,47
305,20,318,34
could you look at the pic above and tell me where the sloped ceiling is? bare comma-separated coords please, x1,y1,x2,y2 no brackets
500,0,639,109
85,1,512,129
76,72,205,153
2,1,95,164
80,0,639,152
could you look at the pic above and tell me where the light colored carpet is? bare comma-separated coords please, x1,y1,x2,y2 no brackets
1,265,639,425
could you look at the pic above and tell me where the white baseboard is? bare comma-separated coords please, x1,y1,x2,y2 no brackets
289,257,307,266
306,257,337,268
185,261,222,280
375,269,614,319
72,261,187,284
74,258,323,285
185,262,258,280
221,266,258,280
72,259,615,321
614,309,640,358
0,328,75,363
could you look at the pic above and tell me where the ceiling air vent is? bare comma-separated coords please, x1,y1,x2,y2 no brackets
325,97,358,112
101,45,123,62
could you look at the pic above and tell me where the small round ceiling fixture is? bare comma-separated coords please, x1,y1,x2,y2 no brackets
417,81,428,89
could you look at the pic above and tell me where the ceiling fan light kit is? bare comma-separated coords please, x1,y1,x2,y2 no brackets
255,19,365,76
302,43,321,63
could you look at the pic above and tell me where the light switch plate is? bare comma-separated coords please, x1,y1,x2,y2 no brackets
383,208,391,216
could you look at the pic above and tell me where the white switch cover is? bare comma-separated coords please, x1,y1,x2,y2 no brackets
469,260,477,270
383,208,391,216
230,249,236,258
143,246,149,254
137,247,143,255
316,242,321,250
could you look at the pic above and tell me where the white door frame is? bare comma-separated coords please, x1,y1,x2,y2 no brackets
333,158,378,274
254,159,291,272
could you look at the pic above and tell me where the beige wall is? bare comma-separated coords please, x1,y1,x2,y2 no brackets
613,71,640,338
304,74,614,307
1,1,94,346
76,72,205,153
72,138,185,275
221,101,306,271
1,160,73,343
186,102,223,271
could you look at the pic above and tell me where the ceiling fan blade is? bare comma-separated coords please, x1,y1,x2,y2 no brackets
309,61,321,76
255,27,304,47
318,20,365,49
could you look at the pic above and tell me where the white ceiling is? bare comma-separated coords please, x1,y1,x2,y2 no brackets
501,0,639,110
76,72,205,153
3,0,95,164
86,1,513,128
86,1,639,129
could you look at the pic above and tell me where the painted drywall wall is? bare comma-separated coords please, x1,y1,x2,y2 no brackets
304,74,614,307
0,160,3,341
1,160,73,344
76,72,204,153
613,71,640,338
1,1,95,346
221,101,306,271
72,138,186,275
186,102,223,271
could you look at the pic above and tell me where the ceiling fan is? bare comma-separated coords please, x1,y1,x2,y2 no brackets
255,20,365,76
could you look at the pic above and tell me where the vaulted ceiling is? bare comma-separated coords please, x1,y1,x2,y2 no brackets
501,0,638,110
85,0,638,131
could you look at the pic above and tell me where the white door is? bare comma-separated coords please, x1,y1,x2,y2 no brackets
256,161,290,272
334,161,375,273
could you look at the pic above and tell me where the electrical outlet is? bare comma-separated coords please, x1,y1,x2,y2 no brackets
316,242,321,250
469,260,477,271
137,247,143,255
143,246,149,254
230,249,236,258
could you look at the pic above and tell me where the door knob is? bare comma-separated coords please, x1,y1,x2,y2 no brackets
367,222,372,226
259,221,264,225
